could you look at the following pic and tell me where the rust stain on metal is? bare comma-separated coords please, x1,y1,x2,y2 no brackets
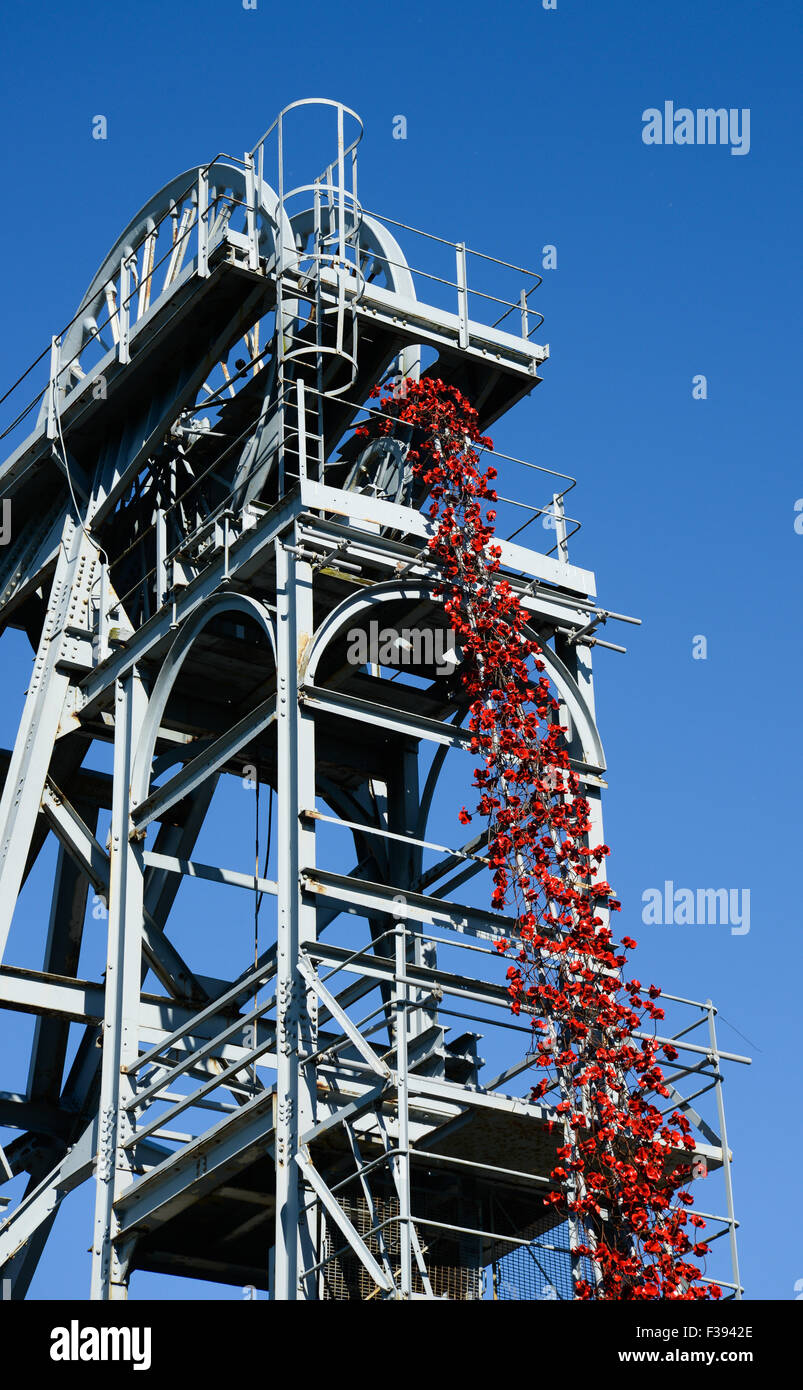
297,630,311,677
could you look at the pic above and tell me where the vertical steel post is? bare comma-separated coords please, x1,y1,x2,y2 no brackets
706,1001,742,1298
551,491,569,564
155,507,167,611
554,626,606,1293
456,243,469,349
276,115,284,279
394,914,413,1298
296,378,307,482
90,668,147,1299
137,226,156,319
46,335,60,440
274,121,287,498
313,177,324,484
336,104,346,265
197,167,209,279
118,256,131,365
96,559,109,664
273,533,317,1298
556,628,606,912
244,152,259,273
389,746,427,1039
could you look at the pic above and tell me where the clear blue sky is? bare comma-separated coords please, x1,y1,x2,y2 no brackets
0,0,799,1300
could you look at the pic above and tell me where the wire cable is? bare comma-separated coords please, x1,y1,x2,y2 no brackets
53,372,109,577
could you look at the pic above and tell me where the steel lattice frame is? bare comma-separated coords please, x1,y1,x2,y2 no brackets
0,100,747,1301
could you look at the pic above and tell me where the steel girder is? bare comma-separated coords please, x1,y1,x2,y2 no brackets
0,104,745,1304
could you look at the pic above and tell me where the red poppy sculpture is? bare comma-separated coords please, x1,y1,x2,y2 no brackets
354,378,720,1300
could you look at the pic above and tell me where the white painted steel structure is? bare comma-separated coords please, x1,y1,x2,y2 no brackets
0,101,747,1300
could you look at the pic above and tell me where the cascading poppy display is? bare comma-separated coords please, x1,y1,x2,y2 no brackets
354,378,720,1300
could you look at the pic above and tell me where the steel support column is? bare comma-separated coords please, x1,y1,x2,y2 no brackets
90,669,147,1299
394,915,413,1298
273,534,317,1298
707,1003,742,1299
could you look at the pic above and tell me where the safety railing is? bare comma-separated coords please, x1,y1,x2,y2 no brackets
288,901,749,1299
120,952,279,1163
91,784,749,1302
56,364,585,657
0,103,546,475
280,379,581,554
358,207,544,345
0,152,263,465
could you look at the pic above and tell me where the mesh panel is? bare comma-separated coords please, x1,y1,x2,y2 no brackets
320,1192,483,1301
493,1220,594,1300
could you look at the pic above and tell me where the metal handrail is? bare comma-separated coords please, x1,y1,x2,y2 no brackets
0,138,545,450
